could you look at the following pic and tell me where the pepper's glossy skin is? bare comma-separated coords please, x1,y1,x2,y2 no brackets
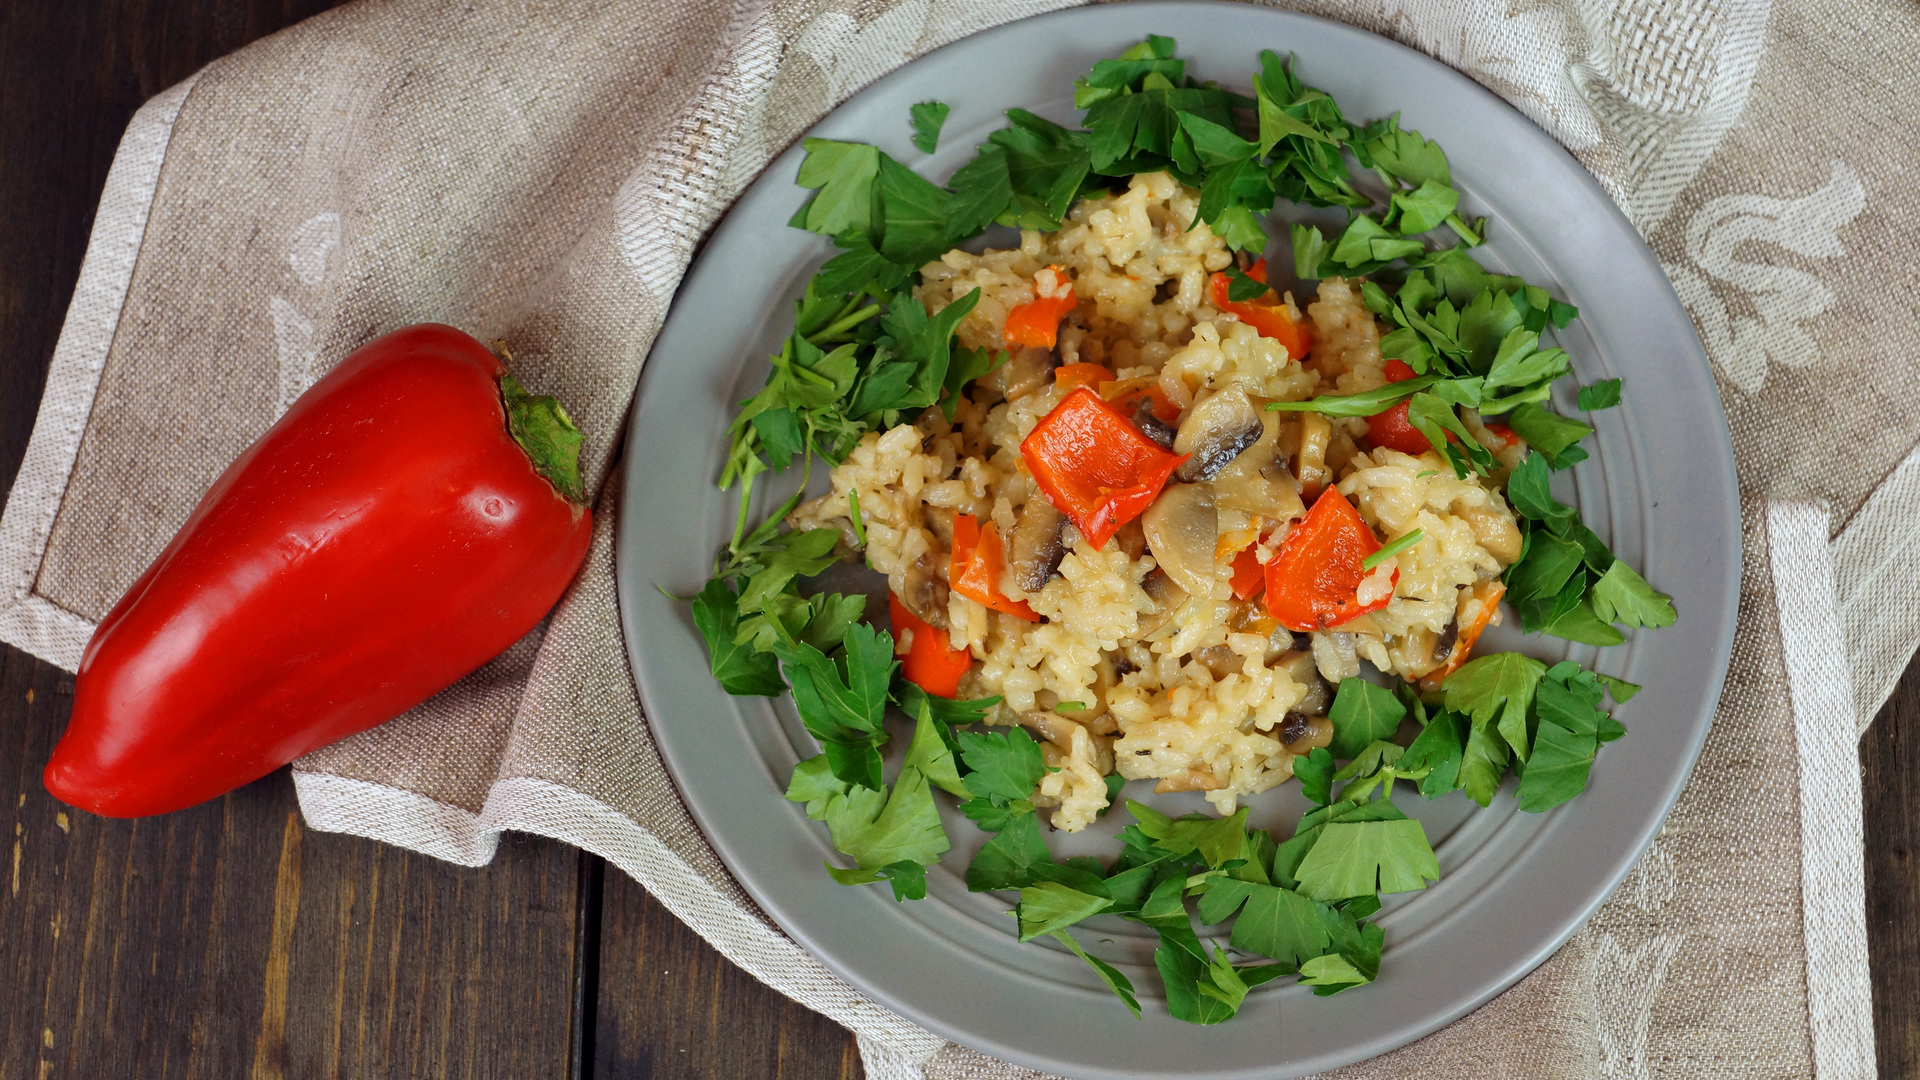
46,325,592,817
1264,488,1397,632
1019,387,1187,549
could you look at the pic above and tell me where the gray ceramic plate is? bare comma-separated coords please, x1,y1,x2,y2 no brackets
616,5,1739,1076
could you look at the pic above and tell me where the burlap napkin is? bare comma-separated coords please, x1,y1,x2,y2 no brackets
2,0,1908,1075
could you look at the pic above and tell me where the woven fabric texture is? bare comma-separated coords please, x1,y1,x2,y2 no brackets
2,0,1910,1076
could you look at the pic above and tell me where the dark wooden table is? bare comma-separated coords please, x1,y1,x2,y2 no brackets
0,4,1911,1078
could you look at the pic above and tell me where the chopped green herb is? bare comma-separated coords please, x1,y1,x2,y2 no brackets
909,100,950,153
1361,529,1423,571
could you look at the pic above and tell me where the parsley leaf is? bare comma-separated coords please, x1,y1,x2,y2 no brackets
1504,403,1594,469
1294,811,1438,900
965,812,1051,891
1577,377,1623,411
1294,747,1335,805
1444,652,1546,762
691,578,785,696
903,701,970,799
1049,931,1142,1019
1327,679,1407,758
1591,561,1677,629
793,138,879,240
958,727,1051,803
909,100,950,154
1017,882,1112,940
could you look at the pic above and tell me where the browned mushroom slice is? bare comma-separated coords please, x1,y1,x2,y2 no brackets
1008,497,1068,593
1173,387,1265,482
1193,644,1242,679
1279,712,1335,753
899,550,950,630
1213,412,1306,521
981,345,1058,402
1141,481,1218,601
1018,709,1083,751
1154,764,1225,793
1132,399,1177,449
1135,568,1189,637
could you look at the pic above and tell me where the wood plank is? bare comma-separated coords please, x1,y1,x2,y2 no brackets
1864,654,1920,1078
594,867,863,1080
0,647,588,1079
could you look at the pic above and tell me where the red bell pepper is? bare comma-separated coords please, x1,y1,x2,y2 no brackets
1366,358,1454,456
1208,259,1309,360
1420,582,1507,689
1004,266,1078,349
1264,488,1397,632
1019,387,1188,550
888,593,972,697
1109,380,1182,425
1229,544,1266,601
1052,362,1114,393
950,514,1039,621
46,324,593,817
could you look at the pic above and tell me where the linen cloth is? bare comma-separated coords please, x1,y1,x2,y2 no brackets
2,0,1910,1075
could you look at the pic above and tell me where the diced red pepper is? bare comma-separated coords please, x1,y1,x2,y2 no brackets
1264,488,1398,632
950,514,1039,621
1004,266,1078,349
1208,259,1309,360
1419,581,1507,690
1484,421,1519,448
1019,387,1189,550
1053,362,1115,393
1366,358,1453,455
1229,544,1266,601
888,593,971,697
1110,381,1182,425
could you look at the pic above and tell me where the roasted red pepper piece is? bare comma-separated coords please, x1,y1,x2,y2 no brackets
1052,362,1114,393
888,593,971,697
1229,544,1266,601
1208,259,1309,360
1419,581,1507,690
46,325,592,817
951,514,1039,621
1003,266,1078,349
1264,488,1397,632
1019,387,1188,550
1366,358,1453,455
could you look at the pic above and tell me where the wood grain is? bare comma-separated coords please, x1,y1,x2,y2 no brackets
0,648,587,1080
1864,669,1920,1078
594,869,862,1080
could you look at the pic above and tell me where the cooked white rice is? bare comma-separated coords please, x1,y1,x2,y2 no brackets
791,173,1523,831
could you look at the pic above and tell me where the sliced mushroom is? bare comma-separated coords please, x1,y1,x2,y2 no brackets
1279,713,1335,753
1018,709,1083,751
1113,517,1148,560
1173,387,1264,482
1140,482,1218,601
899,551,950,630
1213,412,1307,521
1276,650,1334,717
1192,645,1235,679
981,345,1057,402
922,506,957,549
1135,569,1189,638
1154,764,1225,793
1132,399,1177,449
1008,497,1069,593
1296,413,1332,500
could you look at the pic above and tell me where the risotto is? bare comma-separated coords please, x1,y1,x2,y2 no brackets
790,173,1527,832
